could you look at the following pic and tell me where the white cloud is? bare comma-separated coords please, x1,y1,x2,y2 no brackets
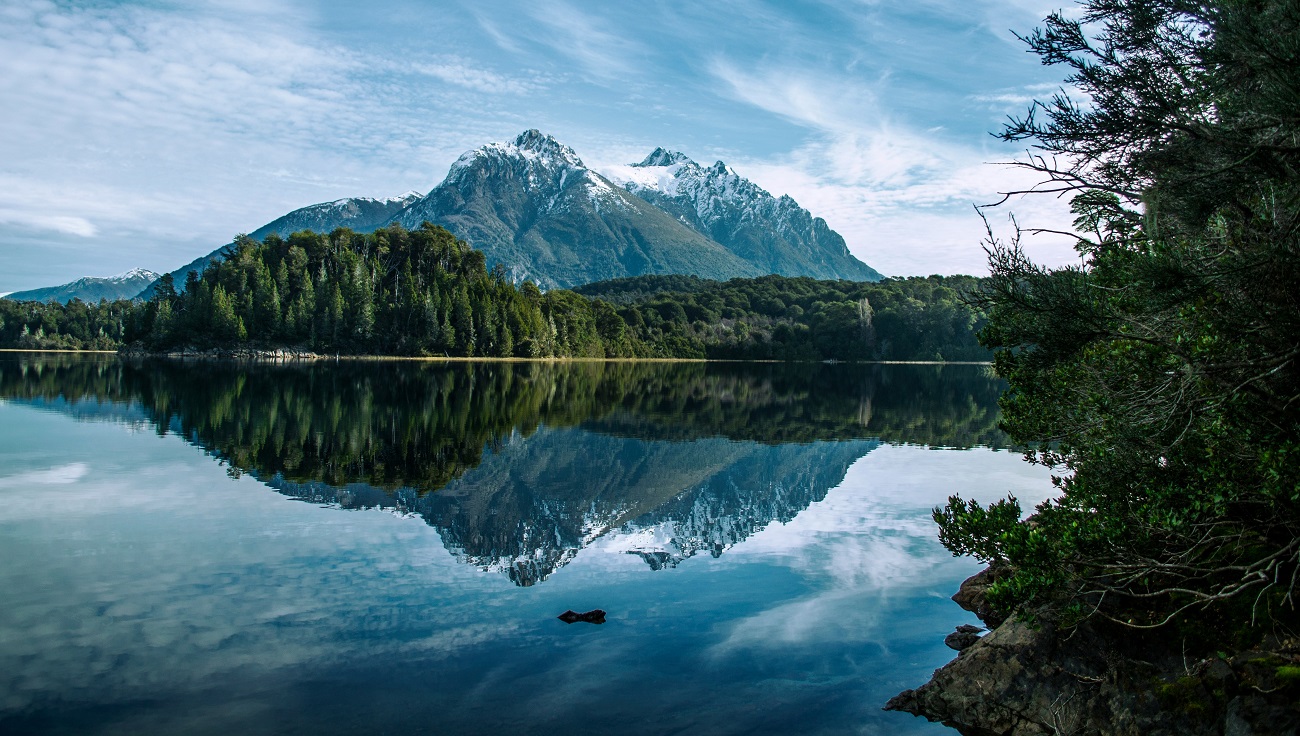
704,60,1080,275
0,211,97,238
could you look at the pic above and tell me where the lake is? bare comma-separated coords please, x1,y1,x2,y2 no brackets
0,355,1055,735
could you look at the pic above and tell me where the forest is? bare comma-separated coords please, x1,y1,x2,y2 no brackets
0,223,988,362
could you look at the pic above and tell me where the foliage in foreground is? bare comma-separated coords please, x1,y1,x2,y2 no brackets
936,0,1300,634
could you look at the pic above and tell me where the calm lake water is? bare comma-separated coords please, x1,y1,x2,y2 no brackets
0,355,1055,735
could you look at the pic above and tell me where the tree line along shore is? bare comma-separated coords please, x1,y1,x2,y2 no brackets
0,224,988,363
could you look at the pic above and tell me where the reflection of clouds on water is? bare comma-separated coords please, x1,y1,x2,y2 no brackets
0,407,527,714
0,398,1055,734
708,445,1056,657
0,461,89,486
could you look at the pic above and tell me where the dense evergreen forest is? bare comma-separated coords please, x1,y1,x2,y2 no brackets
0,223,988,362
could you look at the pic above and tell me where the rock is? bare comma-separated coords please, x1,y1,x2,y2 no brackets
886,565,1300,735
557,609,606,624
951,564,1009,628
944,624,984,651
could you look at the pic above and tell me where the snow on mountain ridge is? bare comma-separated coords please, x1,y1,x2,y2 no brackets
327,192,422,209
605,149,777,226
109,268,161,282
599,143,882,281
442,129,628,216
447,129,586,187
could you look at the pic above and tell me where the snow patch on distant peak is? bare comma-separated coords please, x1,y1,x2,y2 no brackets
109,268,160,281
635,147,695,168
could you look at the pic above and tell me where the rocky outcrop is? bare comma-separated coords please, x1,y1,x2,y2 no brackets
944,624,984,652
886,567,1300,735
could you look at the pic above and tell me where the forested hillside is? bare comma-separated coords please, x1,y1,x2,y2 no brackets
576,272,987,361
0,223,988,362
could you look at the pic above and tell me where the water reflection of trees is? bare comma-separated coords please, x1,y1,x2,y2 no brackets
1,355,1008,494
3,354,1012,585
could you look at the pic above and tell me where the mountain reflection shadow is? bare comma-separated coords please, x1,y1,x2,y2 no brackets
1,355,1008,585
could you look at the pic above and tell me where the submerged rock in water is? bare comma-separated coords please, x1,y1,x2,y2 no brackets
885,567,1300,736
557,609,606,624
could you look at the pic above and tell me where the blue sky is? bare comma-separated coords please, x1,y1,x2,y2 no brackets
0,0,1080,292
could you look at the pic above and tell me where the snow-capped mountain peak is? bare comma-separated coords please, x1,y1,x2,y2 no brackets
601,144,882,281
605,148,769,216
328,191,421,209
514,129,582,163
448,129,586,184
635,147,694,168
109,268,161,282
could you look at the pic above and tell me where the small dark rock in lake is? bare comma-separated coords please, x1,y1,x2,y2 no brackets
557,609,606,624
943,624,983,651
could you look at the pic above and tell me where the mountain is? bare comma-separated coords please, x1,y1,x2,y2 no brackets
19,131,882,302
136,193,422,298
388,130,763,289
32,129,880,301
248,192,423,240
4,268,161,304
604,148,882,282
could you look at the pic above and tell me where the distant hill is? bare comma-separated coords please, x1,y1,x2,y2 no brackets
4,268,161,304
136,192,422,298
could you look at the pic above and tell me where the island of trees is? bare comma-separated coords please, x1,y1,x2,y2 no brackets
0,224,988,362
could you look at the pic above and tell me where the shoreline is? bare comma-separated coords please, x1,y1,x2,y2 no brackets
1,347,991,366
887,566,1300,735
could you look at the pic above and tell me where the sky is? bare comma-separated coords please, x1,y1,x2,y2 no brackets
0,0,1084,293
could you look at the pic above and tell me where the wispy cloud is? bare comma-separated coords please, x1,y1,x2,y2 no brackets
704,58,1078,275
0,211,97,238
0,0,514,289
519,1,652,81
411,59,539,95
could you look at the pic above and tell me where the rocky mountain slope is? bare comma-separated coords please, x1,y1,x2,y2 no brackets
605,148,882,282
4,268,160,304
389,130,764,289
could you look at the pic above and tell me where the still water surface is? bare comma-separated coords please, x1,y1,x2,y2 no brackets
0,356,1054,735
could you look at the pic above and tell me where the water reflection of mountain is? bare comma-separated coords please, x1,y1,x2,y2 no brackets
271,432,877,585
1,355,1005,585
